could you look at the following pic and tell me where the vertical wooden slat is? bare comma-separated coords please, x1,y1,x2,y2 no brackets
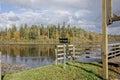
55,47,58,65
107,0,113,24
73,45,75,59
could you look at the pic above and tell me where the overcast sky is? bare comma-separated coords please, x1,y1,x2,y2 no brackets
0,0,120,34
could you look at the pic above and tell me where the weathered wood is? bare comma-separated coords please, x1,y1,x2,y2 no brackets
111,13,120,23
55,48,58,65
107,0,120,25
109,50,120,53
56,45,64,48
107,0,113,25
0,52,1,80
108,43,120,46
63,44,66,69
57,49,64,52
57,53,64,56
55,44,78,66
109,56,120,65
102,0,108,79
108,43,120,60
57,57,64,60
73,46,75,58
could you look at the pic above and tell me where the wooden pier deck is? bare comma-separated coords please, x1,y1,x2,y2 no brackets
109,56,120,66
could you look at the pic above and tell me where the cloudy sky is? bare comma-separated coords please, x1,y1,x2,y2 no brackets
0,0,120,34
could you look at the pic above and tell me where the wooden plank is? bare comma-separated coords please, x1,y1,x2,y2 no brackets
112,14,120,22
107,0,113,25
56,45,64,48
57,49,64,52
57,53,64,56
68,45,74,47
109,50,120,53
108,52,120,57
57,57,64,60
68,48,74,51
55,48,58,65
109,56,120,64
57,56,72,60
75,52,81,55
108,43,120,46
63,44,66,69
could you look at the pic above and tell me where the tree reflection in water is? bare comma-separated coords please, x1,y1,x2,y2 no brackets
0,44,55,68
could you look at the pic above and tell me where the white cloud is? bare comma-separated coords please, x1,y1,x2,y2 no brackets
0,0,120,34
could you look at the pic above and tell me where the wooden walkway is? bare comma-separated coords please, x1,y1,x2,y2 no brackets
109,56,120,64
108,43,120,65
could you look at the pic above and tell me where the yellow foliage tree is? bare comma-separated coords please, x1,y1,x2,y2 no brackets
14,31,20,41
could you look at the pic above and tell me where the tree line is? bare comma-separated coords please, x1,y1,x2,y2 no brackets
0,23,119,43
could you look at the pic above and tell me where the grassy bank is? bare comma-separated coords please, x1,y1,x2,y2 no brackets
3,62,120,80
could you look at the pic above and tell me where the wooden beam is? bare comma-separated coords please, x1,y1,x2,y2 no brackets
112,14,120,22
102,0,108,79
107,0,113,25
107,0,120,25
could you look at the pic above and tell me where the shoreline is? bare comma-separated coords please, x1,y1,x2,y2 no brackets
1,63,30,75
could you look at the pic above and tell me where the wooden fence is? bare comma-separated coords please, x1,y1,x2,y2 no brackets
55,44,73,69
55,43,102,69
55,42,120,67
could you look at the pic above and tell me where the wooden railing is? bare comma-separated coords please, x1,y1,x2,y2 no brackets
108,43,120,59
55,44,82,69
55,43,102,69
55,42,120,65
55,45,74,66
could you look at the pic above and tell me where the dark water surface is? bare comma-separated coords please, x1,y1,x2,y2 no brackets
0,44,56,68
0,43,106,69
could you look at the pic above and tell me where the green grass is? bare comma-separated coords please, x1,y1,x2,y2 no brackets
3,62,120,80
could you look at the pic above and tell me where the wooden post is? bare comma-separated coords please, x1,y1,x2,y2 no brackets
63,44,66,69
107,0,120,24
107,0,113,24
55,47,58,65
0,52,1,80
73,45,75,60
102,0,108,79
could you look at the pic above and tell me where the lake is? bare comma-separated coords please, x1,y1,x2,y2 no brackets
0,44,56,68
0,44,103,69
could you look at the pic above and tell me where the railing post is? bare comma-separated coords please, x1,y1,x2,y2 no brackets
73,45,75,60
63,44,66,69
55,46,58,65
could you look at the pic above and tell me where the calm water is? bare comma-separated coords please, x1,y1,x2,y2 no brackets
2,42,118,68
0,44,56,68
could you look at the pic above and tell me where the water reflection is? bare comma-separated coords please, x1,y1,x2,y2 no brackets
0,44,55,68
